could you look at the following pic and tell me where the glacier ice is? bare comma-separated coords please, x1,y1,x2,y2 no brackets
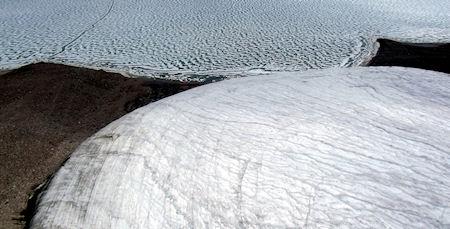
1,0,450,80
31,67,450,228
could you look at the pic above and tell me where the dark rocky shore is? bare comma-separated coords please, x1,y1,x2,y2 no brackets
368,39,450,74
0,63,201,228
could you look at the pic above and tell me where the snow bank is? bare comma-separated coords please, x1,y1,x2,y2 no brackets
31,67,450,228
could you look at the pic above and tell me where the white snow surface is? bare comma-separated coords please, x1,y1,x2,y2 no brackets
1,0,450,80
31,67,450,228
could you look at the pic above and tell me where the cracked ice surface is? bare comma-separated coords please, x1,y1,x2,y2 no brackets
1,0,450,80
31,67,450,228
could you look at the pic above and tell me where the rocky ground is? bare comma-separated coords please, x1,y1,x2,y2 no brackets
368,39,450,74
0,63,201,228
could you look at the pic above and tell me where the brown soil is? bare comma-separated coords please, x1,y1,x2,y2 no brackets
0,63,201,228
368,39,450,74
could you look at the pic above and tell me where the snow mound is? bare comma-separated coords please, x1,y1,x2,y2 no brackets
31,67,450,228
1,0,450,79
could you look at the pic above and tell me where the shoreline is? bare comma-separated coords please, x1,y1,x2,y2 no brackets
0,37,385,81
2,38,448,82
0,63,202,228
0,70,12,76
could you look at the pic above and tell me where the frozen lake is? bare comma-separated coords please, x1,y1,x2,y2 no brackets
1,0,450,80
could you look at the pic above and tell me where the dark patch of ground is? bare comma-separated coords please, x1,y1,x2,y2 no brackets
368,39,450,74
0,63,201,228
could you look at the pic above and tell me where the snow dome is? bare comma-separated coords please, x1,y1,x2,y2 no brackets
31,67,450,228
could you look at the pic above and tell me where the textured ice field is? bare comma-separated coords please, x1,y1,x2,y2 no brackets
1,0,450,80
31,67,450,228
